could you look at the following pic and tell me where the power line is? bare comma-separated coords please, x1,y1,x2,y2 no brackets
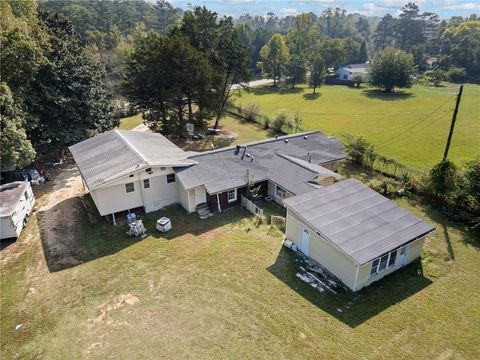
375,94,455,150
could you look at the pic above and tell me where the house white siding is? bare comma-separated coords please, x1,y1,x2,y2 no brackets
90,166,179,216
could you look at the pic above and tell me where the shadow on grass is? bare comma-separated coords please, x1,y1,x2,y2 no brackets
362,89,415,101
267,247,432,328
40,198,250,272
303,92,321,100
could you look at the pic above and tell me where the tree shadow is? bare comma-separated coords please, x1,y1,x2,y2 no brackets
362,89,415,101
267,247,432,328
39,198,249,272
303,92,321,100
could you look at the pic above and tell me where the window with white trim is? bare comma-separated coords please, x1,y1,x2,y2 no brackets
143,179,150,189
227,189,237,203
125,182,135,193
369,248,398,277
275,185,286,198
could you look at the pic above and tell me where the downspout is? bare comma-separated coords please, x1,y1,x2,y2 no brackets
138,173,146,212
353,263,360,292
217,193,222,213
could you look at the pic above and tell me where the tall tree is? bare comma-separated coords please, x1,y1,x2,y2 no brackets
175,7,249,128
26,12,116,157
309,56,326,94
373,14,397,51
318,38,345,69
0,83,36,169
286,55,307,88
150,0,180,35
260,33,290,86
369,48,415,93
124,34,214,134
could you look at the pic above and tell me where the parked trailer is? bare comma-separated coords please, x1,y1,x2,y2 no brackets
0,182,35,240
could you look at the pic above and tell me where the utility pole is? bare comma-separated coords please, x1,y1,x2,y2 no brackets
443,85,463,160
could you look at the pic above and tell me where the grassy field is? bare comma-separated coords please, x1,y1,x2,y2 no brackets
1,164,479,359
117,113,143,130
236,83,480,169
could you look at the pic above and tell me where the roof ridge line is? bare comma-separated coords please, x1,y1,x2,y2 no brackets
187,131,320,158
114,129,147,164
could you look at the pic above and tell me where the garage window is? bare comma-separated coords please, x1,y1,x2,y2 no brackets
125,182,135,193
227,189,237,203
370,248,399,278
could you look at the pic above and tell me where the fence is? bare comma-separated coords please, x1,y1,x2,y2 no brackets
241,195,264,218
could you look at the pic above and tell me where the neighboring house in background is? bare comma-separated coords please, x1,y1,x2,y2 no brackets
69,130,346,222
0,181,35,240
335,63,369,81
283,179,435,292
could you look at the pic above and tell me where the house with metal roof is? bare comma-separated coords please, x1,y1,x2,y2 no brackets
283,178,435,291
69,130,346,222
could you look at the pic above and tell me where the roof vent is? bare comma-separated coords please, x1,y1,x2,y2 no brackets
304,135,308,139
284,139,289,143
246,153,251,158
250,157,254,162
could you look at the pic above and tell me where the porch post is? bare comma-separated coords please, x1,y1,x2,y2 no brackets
112,213,117,226
216,193,222,213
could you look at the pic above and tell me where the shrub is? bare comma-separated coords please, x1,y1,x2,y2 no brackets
243,103,261,123
345,135,376,166
272,112,289,133
263,116,270,129
446,67,467,83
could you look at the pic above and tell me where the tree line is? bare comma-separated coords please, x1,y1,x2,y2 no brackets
1,0,116,170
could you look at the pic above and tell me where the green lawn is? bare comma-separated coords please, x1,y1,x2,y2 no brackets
1,166,479,359
117,113,143,130
236,83,480,169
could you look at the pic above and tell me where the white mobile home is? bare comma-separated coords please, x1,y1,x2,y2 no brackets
0,181,35,239
284,179,435,292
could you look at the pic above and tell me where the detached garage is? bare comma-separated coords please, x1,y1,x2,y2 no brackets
283,179,435,292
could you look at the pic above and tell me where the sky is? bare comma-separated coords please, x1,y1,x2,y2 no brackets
168,0,479,18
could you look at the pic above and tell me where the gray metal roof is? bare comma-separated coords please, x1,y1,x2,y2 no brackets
69,130,195,190
0,182,29,217
284,178,435,265
175,131,346,194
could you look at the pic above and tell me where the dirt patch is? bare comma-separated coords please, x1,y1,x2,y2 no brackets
37,164,87,271
89,293,139,326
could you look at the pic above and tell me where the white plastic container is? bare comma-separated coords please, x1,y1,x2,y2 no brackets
156,217,171,232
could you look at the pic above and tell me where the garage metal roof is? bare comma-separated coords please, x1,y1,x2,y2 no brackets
69,130,196,190
284,178,435,265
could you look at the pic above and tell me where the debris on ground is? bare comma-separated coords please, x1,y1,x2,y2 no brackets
15,324,23,330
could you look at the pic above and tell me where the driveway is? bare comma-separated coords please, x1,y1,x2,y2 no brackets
231,79,274,90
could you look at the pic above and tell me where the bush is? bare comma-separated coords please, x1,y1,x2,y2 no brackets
345,135,376,166
368,178,404,196
263,116,270,129
447,67,467,83
243,103,261,123
272,112,289,133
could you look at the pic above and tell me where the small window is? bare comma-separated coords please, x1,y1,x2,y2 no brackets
227,189,237,203
160,166,166,171
143,179,150,189
125,182,135,193
167,173,176,183
388,250,397,268
275,185,286,198
343,74,348,79
145,167,152,174
370,258,379,276
24,191,29,201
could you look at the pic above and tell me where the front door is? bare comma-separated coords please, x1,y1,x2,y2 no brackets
300,227,310,256
397,245,408,268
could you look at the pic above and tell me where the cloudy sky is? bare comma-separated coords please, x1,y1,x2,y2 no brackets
169,0,479,18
